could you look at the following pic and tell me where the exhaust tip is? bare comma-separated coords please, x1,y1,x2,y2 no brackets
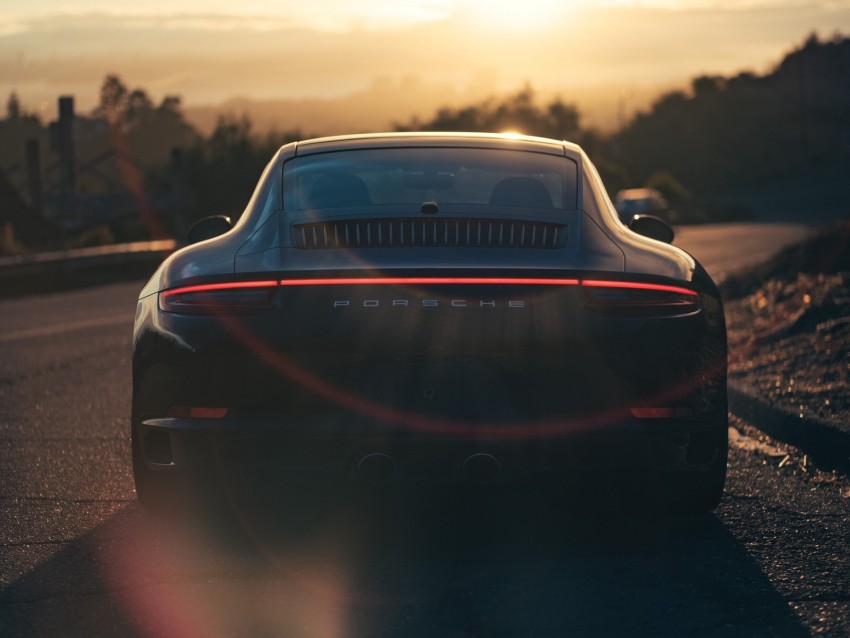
357,453,396,483
463,453,501,484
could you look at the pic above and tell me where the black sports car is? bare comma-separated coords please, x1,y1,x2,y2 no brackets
132,132,727,514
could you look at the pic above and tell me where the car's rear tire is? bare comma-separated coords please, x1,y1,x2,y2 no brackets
667,426,728,514
131,367,222,517
131,424,176,513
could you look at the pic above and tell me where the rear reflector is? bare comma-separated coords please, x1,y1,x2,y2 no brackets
167,406,229,419
630,407,694,419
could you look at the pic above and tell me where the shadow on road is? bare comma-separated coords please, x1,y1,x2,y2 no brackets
0,488,808,637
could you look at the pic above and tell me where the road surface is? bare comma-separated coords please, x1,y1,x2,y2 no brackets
1,223,848,637
674,222,808,284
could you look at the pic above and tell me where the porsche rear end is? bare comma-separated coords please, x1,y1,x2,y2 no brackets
132,136,727,511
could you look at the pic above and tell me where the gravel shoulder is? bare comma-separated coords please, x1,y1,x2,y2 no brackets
722,220,850,427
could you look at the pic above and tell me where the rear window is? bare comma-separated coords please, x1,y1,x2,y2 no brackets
283,148,577,212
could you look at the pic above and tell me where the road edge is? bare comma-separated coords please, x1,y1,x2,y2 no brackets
0,240,175,299
728,381,850,469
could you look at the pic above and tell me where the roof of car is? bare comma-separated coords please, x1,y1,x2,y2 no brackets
292,131,583,160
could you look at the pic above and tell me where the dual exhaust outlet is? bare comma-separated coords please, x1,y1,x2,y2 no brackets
356,452,501,484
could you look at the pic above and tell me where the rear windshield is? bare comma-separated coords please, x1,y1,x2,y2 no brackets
283,148,577,212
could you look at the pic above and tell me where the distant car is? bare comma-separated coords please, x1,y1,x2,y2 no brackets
132,132,727,515
615,187,671,225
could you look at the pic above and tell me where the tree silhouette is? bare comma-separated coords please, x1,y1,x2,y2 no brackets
396,86,582,141
6,92,21,119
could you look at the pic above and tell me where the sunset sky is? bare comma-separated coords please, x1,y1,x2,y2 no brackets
2,1,849,127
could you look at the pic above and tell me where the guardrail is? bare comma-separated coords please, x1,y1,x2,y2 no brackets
0,239,178,298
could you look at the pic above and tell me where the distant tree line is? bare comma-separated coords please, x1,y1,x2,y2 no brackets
396,85,582,141
397,32,850,223
92,75,302,237
1,32,848,254
0,75,302,253
610,33,850,221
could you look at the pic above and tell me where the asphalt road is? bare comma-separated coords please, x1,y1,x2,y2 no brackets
2,223,849,637
674,222,808,284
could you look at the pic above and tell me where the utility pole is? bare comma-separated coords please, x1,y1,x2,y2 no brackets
57,96,76,198
25,138,42,215
49,95,75,240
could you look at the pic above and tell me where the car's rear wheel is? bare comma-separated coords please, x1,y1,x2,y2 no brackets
131,368,221,517
132,364,178,513
667,426,728,513
131,422,179,513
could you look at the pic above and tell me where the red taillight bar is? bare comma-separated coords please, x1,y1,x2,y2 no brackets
160,277,698,295
277,277,697,295
161,281,279,298
581,280,698,297
167,406,229,419
278,277,581,286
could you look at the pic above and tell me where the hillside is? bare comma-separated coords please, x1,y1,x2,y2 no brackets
724,221,850,423
611,34,850,221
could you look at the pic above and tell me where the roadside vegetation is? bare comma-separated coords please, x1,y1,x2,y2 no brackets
0,32,848,255
723,220,850,423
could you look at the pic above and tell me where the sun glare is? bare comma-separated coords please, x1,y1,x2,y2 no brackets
461,0,575,31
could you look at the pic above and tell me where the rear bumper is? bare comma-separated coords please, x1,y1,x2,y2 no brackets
137,413,728,483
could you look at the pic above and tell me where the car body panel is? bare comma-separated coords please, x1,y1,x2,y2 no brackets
132,132,727,511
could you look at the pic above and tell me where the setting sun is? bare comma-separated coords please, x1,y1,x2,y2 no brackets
460,0,573,31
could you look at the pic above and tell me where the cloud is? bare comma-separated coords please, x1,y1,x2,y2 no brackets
594,0,850,8
1,1,457,33
1,0,849,120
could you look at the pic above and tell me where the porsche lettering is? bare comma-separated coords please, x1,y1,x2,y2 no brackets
332,299,527,308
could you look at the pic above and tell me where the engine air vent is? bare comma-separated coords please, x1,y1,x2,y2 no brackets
292,218,567,249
